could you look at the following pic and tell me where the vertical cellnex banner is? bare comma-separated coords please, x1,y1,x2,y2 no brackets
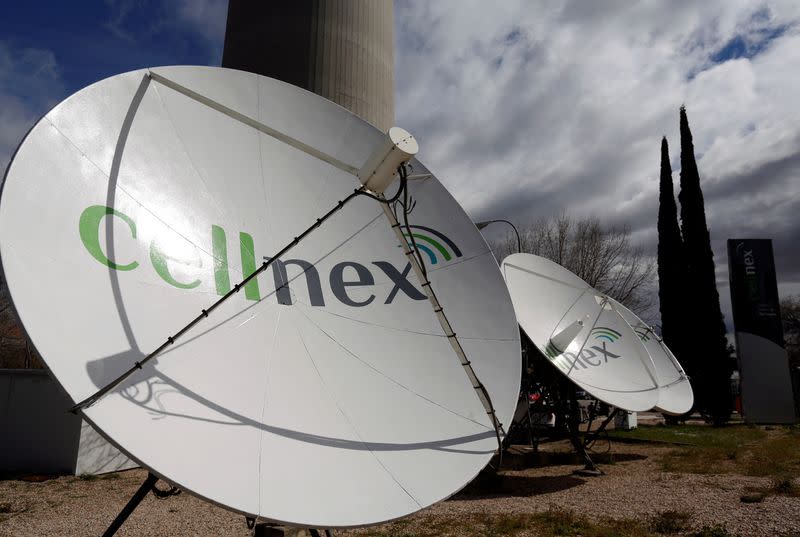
727,239,796,424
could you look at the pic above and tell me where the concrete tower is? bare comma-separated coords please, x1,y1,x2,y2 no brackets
222,0,395,131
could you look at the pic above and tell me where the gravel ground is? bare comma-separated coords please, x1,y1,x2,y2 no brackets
374,443,800,536
1,441,798,536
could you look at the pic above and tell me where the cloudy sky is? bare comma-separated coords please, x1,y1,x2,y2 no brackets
2,1,799,332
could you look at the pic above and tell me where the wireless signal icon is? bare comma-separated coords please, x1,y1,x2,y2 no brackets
635,328,651,342
400,225,462,265
544,340,560,358
591,327,622,343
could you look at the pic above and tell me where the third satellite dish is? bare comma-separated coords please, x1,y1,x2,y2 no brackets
0,66,521,527
501,253,662,412
607,297,693,415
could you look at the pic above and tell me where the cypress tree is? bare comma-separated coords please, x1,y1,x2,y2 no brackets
677,105,732,424
657,137,690,380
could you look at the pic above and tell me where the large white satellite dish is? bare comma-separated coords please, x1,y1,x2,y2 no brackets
606,298,693,415
501,253,659,412
0,66,521,527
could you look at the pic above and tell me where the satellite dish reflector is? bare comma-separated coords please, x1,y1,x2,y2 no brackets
501,253,659,412
0,66,521,527
607,298,693,415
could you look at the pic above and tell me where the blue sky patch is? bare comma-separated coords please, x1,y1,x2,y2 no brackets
710,25,788,63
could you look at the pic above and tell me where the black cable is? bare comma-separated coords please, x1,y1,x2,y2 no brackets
363,165,425,278
398,164,428,278
151,482,181,498
355,171,406,204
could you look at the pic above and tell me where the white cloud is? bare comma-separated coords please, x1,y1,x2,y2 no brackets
102,0,227,63
176,0,228,46
395,0,800,323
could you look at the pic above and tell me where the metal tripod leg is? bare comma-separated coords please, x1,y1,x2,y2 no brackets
563,386,602,475
101,473,159,537
583,408,619,448
524,398,536,449
566,409,597,471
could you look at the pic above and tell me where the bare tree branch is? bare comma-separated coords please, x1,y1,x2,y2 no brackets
490,213,656,318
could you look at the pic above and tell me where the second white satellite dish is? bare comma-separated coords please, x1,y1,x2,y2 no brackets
501,253,660,412
0,66,521,527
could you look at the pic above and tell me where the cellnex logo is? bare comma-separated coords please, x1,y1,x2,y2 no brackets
740,245,759,301
549,326,623,369
78,205,460,308
591,326,621,343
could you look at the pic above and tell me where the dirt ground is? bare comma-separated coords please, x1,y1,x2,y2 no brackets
0,440,798,537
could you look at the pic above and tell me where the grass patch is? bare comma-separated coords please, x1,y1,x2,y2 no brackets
612,424,800,480
530,507,653,537
737,473,799,502
354,509,658,537
660,447,736,475
608,424,765,448
737,429,800,477
461,509,654,537
531,508,590,536
649,510,691,533
474,513,530,536
771,476,800,496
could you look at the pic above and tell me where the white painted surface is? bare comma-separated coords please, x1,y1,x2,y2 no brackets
0,66,520,526
75,421,137,476
613,411,638,430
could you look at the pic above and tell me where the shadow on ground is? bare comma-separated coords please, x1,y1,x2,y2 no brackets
498,447,648,471
0,471,60,482
454,472,585,499
451,446,650,501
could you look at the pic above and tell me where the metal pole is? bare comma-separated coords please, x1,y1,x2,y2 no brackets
101,473,159,537
475,219,521,254
584,408,619,448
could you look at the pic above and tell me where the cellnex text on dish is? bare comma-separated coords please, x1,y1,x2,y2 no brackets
78,205,426,307
561,343,622,369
